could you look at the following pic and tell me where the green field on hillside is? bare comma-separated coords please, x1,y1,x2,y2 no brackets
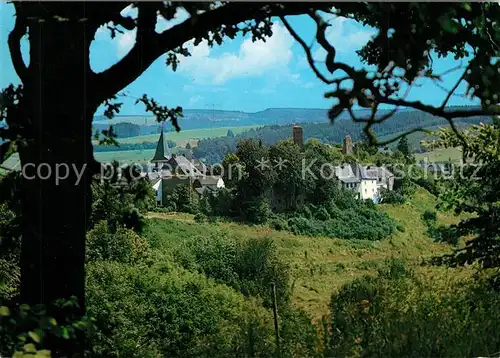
415,147,463,163
94,149,156,163
146,187,467,319
118,125,260,145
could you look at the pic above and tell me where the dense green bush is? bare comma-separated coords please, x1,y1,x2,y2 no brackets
174,233,290,309
324,259,500,357
421,210,459,245
422,209,437,224
86,221,150,264
90,177,154,233
240,198,272,225
269,217,289,231
0,298,93,357
165,183,198,214
380,187,406,204
313,207,330,221
286,203,397,241
86,259,277,357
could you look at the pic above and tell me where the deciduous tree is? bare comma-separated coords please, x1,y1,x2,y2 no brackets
1,2,500,355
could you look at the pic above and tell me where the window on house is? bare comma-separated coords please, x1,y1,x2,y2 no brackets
365,189,367,193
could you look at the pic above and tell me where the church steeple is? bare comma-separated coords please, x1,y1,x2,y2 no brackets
151,127,171,162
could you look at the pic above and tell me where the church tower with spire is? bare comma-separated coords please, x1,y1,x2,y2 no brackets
151,127,171,169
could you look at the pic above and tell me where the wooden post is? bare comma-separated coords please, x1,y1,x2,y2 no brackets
271,282,281,357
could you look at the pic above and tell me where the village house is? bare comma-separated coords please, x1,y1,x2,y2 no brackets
365,165,395,192
148,129,225,206
334,162,394,203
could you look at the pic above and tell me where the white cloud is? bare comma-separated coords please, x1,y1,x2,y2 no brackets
116,29,136,57
94,6,190,58
176,23,294,84
120,5,137,18
313,15,377,60
156,8,190,33
188,95,203,106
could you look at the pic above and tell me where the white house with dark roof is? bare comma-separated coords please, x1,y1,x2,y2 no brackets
334,163,393,203
147,130,224,205
365,165,395,192
192,176,225,196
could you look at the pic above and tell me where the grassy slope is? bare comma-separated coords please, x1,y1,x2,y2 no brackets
117,125,260,145
93,125,260,162
146,187,469,320
94,149,156,163
415,147,463,163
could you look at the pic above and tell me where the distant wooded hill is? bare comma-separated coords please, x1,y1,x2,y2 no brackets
192,107,490,164
93,105,487,135
91,106,491,164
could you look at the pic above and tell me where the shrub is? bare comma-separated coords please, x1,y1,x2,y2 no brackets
380,187,406,204
428,225,460,245
287,217,322,237
194,213,208,223
86,221,150,264
0,299,93,358
313,207,330,221
175,233,290,309
85,260,277,357
325,260,500,357
241,198,272,225
269,218,288,231
422,210,437,224
298,206,313,219
287,208,397,241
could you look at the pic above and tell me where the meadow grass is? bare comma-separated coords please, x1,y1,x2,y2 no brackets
145,187,469,319
118,125,260,145
94,149,156,163
415,147,463,163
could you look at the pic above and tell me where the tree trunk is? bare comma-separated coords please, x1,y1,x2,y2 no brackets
17,8,97,357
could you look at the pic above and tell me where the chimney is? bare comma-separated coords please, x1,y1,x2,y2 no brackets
292,125,304,150
342,135,353,155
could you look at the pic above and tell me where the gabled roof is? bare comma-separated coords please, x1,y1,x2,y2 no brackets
0,152,21,172
194,176,222,186
167,155,203,176
365,166,394,179
350,163,377,180
334,164,360,183
335,163,382,183
378,147,393,154
151,130,171,163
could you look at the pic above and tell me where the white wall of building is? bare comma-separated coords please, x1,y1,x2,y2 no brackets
152,180,162,205
216,178,225,189
359,179,378,201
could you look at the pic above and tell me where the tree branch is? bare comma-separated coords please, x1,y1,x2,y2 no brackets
376,96,500,120
94,3,329,102
8,3,28,82
279,15,335,85
440,63,471,110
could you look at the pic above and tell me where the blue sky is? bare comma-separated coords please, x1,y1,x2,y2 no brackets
0,3,477,115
